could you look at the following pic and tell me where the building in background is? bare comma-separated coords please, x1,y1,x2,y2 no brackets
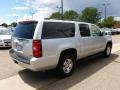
114,17,120,28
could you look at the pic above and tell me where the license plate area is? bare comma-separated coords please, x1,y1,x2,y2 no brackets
16,44,23,51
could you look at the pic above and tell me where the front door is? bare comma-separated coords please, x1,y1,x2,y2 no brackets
91,24,106,53
79,24,95,58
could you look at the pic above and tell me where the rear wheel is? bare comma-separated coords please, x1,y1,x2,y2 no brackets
57,53,76,77
104,43,112,57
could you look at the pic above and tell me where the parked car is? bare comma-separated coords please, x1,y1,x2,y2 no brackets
0,28,12,47
9,20,112,77
104,31,112,35
101,28,112,35
111,29,118,35
116,28,120,34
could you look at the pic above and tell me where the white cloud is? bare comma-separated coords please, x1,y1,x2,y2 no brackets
17,7,53,22
23,0,59,9
17,0,59,21
114,17,120,21
6,21,13,25
16,0,120,22
17,14,31,21
12,6,29,10
33,7,54,20
0,18,12,25
0,18,4,24
8,14,19,17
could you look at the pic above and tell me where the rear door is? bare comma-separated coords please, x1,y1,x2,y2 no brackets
12,21,37,58
79,23,95,58
41,22,76,57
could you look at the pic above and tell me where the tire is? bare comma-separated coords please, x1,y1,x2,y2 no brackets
103,43,112,57
57,53,76,78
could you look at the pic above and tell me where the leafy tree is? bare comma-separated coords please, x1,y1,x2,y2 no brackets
80,7,101,24
49,12,61,19
98,16,115,28
10,22,17,27
49,10,79,20
63,10,79,20
1,23,8,27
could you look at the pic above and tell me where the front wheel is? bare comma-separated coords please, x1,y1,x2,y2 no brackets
57,54,76,78
103,43,112,57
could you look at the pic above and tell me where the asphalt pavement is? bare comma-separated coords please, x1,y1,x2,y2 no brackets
0,35,120,90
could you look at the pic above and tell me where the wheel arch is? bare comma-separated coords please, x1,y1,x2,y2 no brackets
107,41,112,47
57,48,77,67
59,48,77,60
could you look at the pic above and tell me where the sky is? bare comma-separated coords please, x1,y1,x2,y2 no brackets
0,0,120,24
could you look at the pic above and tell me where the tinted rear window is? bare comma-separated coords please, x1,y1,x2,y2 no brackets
13,21,37,39
42,22,75,39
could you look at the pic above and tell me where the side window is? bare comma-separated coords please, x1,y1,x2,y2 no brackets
42,22,75,39
91,25,101,36
79,24,91,37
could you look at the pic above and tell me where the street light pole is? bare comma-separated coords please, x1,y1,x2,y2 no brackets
30,12,35,20
14,16,18,22
30,9,36,20
102,3,111,19
61,0,64,20
56,6,61,14
56,6,62,19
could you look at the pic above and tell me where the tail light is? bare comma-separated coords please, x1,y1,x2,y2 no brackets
33,40,42,58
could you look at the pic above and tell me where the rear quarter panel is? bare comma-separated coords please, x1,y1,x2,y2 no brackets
41,38,78,58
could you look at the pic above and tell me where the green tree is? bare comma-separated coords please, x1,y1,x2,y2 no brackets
49,10,79,20
50,12,61,19
1,23,8,27
63,10,79,20
98,16,115,28
10,22,17,27
80,7,101,24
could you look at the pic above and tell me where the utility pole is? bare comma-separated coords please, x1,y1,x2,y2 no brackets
61,0,64,20
102,3,111,19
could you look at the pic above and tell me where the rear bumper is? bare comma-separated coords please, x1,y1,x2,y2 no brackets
9,49,59,71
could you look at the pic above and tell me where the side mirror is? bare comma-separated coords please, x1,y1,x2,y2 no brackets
99,32,104,36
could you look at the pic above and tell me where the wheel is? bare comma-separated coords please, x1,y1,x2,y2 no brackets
57,53,76,78
104,43,112,57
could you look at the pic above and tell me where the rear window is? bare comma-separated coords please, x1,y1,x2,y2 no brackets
13,21,37,39
42,22,75,39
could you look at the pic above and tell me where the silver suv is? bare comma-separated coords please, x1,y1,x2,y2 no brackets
9,20,112,77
